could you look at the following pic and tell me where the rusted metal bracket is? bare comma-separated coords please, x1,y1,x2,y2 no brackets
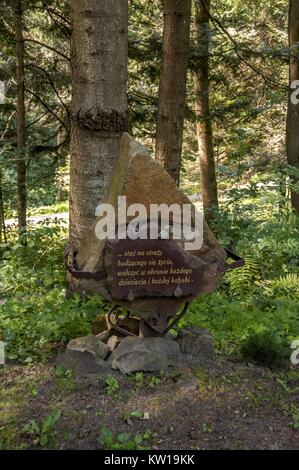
162,301,190,336
106,305,138,337
224,249,245,270
106,302,190,338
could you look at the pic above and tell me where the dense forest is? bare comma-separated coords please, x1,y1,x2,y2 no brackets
0,0,298,452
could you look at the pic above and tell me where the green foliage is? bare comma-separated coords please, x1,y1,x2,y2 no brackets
290,406,299,430
133,371,145,391
123,410,143,425
0,220,106,362
54,365,76,391
1,187,298,368
180,192,299,362
225,253,260,296
105,375,120,397
148,375,161,388
98,427,149,450
22,410,61,448
240,329,290,367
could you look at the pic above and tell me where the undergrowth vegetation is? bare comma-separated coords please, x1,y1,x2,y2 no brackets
0,185,298,366
182,185,299,363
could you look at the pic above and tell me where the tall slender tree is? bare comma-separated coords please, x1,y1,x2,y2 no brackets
15,0,27,235
286,0,299,213
0,169,7,243
155,0,191,185
194,0,218,221
69,0,128,247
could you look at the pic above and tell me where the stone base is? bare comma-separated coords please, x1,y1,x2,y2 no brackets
111,336,181,374
55,326,215,379
177,326,214,359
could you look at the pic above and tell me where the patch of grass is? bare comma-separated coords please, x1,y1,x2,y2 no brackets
290,406,299,430
0,221,109,363
240,330,290,368
0,421,20,450
55,366,77,391
195,367,218,393
98,427,150,450
27,200,69,216
21,410,61,448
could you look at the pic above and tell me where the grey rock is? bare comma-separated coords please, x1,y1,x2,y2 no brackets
67,335,110,360
111,336,181,374
55,350,109,376
179,377,199,393
177,326,214,359
96,330,110,343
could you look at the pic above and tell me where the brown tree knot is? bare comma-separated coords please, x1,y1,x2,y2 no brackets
73,108,128,132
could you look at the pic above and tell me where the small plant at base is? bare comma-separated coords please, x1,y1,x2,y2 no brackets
134,372,144,391
22,410,61,447
202,422,213,433
148,375,161,388
123,410,143,425
98,427,149,450
290,406,299,430
105,375,120,397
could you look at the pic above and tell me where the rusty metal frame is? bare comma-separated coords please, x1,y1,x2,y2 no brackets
224,249,245,270
106,305,138,337
106,302,190,338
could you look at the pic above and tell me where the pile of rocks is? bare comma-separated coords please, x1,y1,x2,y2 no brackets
56,315,214,378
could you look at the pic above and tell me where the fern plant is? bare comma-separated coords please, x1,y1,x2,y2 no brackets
225,253,260,297
275,273,299,290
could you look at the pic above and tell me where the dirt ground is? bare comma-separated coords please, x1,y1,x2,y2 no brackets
0,355,298,450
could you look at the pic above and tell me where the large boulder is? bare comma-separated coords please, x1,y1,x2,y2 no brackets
66,133,228,329
55,350,109,376
111,336,181,374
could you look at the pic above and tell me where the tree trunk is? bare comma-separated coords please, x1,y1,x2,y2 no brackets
69,0,128,247
286,0,299,213
155,0,191,185
194,0,218,221
0,170,7,243
15,0,27,235
56,126,65,203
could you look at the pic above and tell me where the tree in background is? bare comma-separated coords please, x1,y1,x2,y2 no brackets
0,0,71,222
69,0,128,247
155,0,191,185
0,0,293,222
286,0,299,213
15,0,27,235
194,0,218,221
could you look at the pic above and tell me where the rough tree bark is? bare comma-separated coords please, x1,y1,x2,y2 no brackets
15,0,27,235
0,170,7,243
286,0,299,213
69,0,128,247
56,126,65,203
194,0,218,220
155,0,191,185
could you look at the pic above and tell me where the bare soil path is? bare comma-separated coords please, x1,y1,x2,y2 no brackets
1,356,298,450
